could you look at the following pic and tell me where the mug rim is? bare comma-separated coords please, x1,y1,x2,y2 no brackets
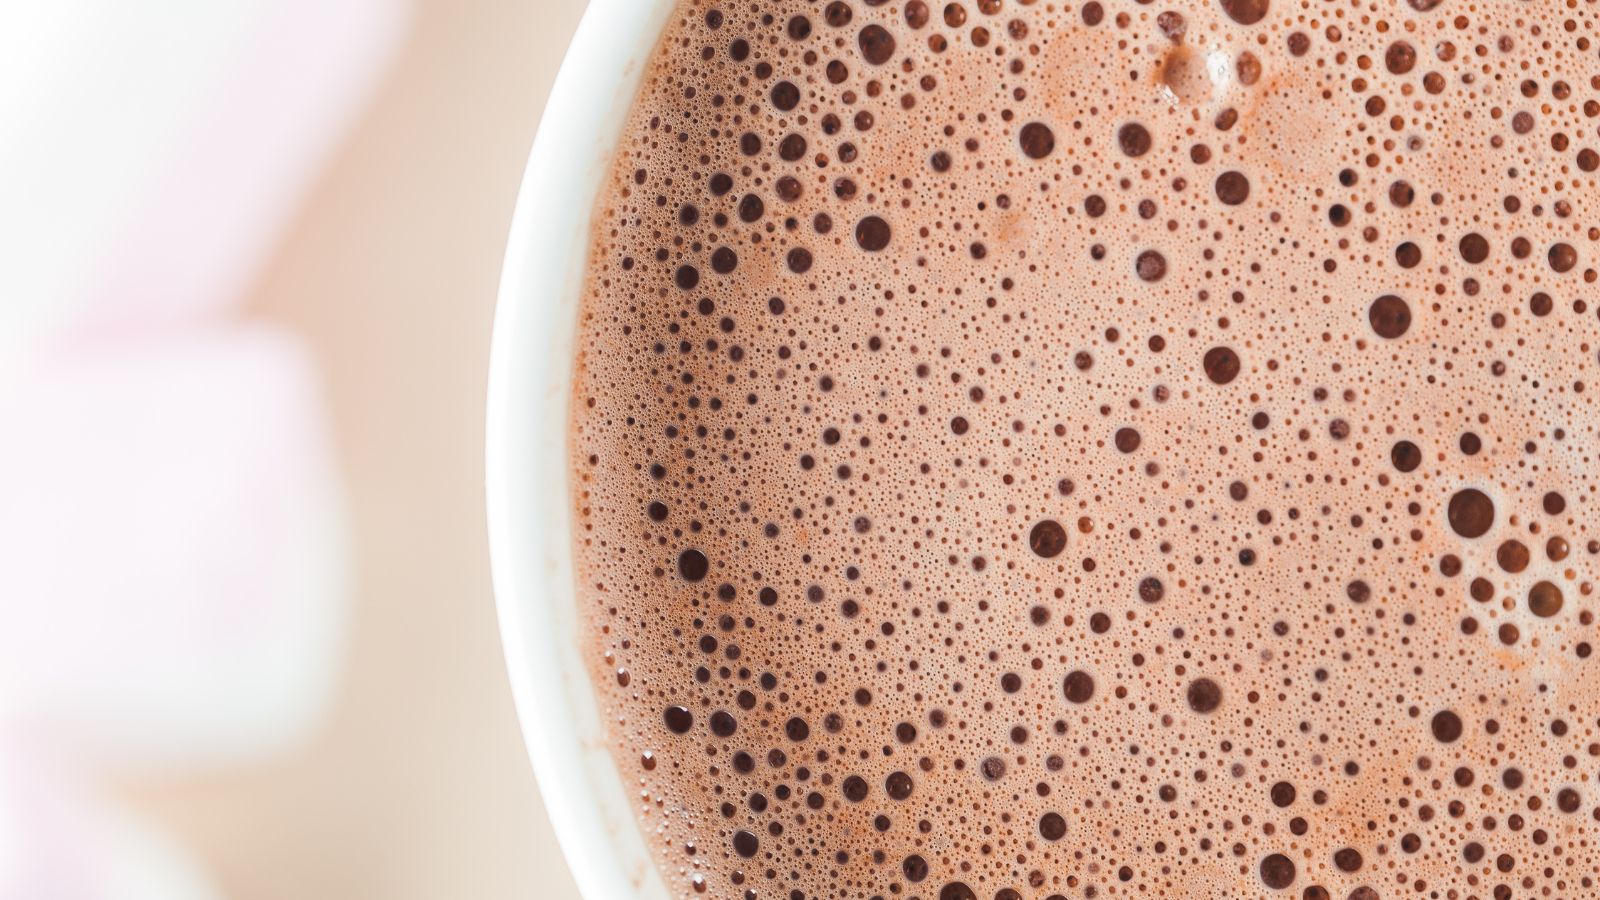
487,1,677,897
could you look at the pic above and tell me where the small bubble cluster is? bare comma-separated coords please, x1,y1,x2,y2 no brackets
567,1,1600,897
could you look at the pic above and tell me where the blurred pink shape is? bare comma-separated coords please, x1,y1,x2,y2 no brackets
0,735,216,900
0,0,410,895
79,0,410,330
0,327,347,774
0,740,100,900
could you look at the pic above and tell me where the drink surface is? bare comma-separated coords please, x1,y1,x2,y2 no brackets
568,1,1600,897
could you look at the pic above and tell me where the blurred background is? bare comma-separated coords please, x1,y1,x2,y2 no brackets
0,1,587,897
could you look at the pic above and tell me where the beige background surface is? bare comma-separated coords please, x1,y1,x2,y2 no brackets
125,1,589,897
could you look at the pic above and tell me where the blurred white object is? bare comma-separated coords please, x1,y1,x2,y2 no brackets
0,328,347,773
0,0,408,369
0,738,216,900
0,0,409,896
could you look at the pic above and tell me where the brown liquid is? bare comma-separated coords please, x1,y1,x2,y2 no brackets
567,2,1600,897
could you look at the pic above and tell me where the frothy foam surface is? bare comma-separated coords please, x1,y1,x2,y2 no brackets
566,1,1600,896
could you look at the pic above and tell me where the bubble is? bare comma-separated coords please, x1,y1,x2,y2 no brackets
1430,710,1463,743
1469,577,1494,603
1117,122,1153,157
1495,539,1529,573
1215,171,1251,205
1384,41,1416,75
1550,242,1578,273
1546,536,1569,561
664,705,694,734
1138,576,1165,603
1368,295,1411,339
1029,519,1067,558
1270,781,1296,807
1528,581,1564,617
771,80,800,111
1389,441,1421,473
1446,489,1495,539
1063,671,1095,704
786,247,813,273
855,215,892,251
979,755,1005,779
1203,346,1241,384
1186,677,1223,713
1219,0,1269,26
678,548,709,580
858,24,895,65
1333,848,1364,872
785,716,810,741
1557,788,1582,813
1260,853,1296,889
777,133,807,161
1135,250,1168,282
1019,122,1055,159
1235,51,1261,85
939,883,977,900
1038,811,1067,840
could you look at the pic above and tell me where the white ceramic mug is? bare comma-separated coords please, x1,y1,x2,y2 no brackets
486,1,679,897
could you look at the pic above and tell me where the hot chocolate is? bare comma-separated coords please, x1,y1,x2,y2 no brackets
567,1,1600,897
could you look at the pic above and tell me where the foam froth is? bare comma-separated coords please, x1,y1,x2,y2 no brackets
566,1,1600,896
